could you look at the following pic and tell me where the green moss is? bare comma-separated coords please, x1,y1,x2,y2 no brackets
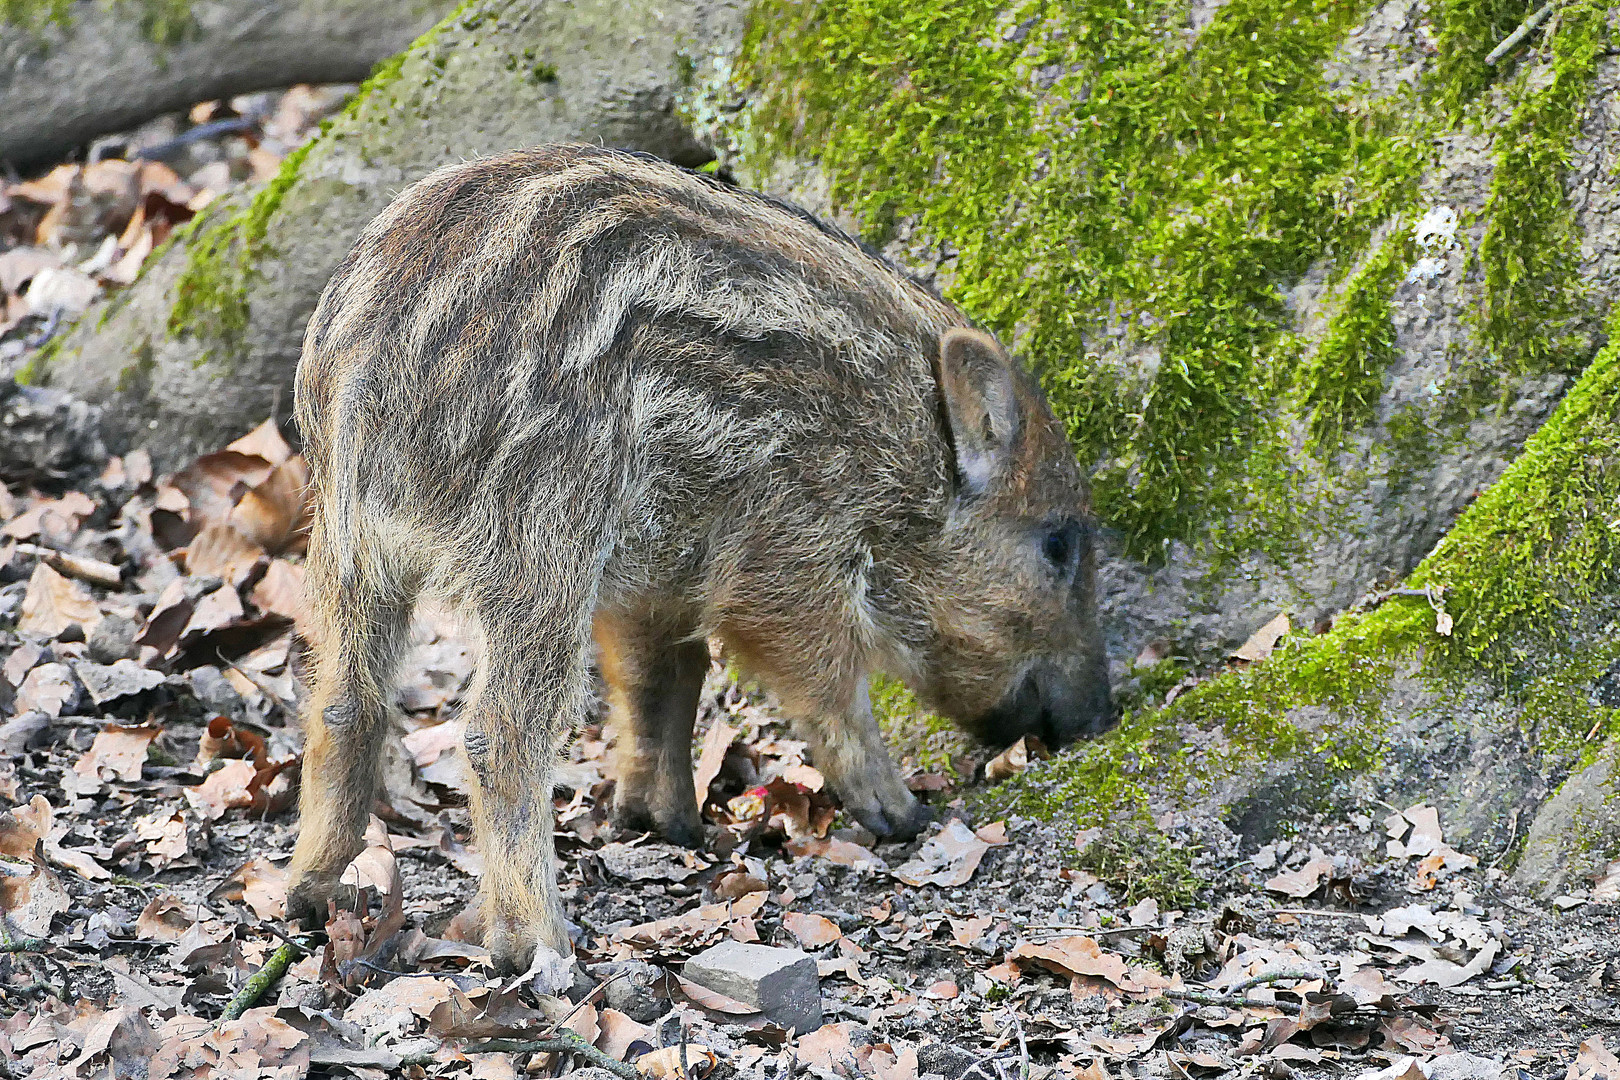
870,674,971,778
161,0,471,351
992,307,1620,831
736,0,1429,557
13,334,62,385
1427,0,1538,116
1074,824,1202,907
165,138,315,352
1,0,193,44
0,0,70,33
1475,1,1608,377
1300,227,1410,450
116,337,156,393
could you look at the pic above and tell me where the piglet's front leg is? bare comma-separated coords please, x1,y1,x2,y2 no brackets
797,685,933,841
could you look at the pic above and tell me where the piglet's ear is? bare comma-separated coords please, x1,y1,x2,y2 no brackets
937,327,1019,496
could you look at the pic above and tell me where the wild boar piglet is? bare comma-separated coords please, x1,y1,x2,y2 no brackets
285,144,1111,969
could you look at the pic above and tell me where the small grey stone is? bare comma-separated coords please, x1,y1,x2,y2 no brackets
683,941,821,1034
187,665,245,718
72,659,164,705
590,959,671,1023
0,710,48,753
1426,1054,1507,1080
86,613,140,664
916,1043,984,1080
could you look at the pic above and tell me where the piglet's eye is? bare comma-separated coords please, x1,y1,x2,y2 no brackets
1042,520,1082,569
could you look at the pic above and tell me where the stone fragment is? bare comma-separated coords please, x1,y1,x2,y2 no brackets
683,941,821,1033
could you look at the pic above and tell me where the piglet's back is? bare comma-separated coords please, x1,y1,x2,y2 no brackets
295,144,963,467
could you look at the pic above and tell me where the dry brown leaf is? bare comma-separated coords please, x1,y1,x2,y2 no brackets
1569,1037,1620,1080
1400,804,1445,858
693,720,738,809
796,1023,858,1072
0,795,48,859
135,893,196,942
595,1008,655,1063
180,584,246,644
1232,612,1290,662
226,418,293,465
1592,859,1620,903
169,450,275,527
636,1044,717,1079
784,835,886,870
185,521,266,586
251,558,306,620
0,860,69,936
1264,856,1335,899
229,455,310,554
15,661,79,716
985,735,1050,782
892,819,1004,887
783,911,844,949
779,763,826,792
217,855,288,919
134,809,190,870
1010,935,1169,994
17,562,101,639
183,758,257,819
74,724,160,783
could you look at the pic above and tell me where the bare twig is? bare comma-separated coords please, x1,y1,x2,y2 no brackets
218,939,308,1023
1264,908,1364,919
458,1032,640,1080
1486,1,1559,64
1227,969,1323,994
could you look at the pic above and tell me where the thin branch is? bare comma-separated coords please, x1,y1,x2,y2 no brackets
1486,2,1559,65
218,940,307,1023
452,1032,640,1080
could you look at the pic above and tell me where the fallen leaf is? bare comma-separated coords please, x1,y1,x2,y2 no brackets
1232,612,1290,662
135,893,196,942
1396,939,1500,988
183,758,257,819
134,809,190,870
785,835,887,870
17,562,101,638
250,558,306,620
1264,857,1334,899
1569,1037,1620,1080
185,521,267,586
15,662,79,716
637,1044,717,1079
893,819,1003,887
693,721,739,808
1009,936,1169,994
985,735,1050,782
215,855,288,919
74,724,160,783
229,455,310,554
783,911,843,949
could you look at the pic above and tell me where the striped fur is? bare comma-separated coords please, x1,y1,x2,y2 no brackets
285,145,1110,970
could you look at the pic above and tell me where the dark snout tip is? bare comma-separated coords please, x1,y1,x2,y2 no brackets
980,666,1115,749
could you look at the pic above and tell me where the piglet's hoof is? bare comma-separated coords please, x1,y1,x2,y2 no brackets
283,871,356,931
847,795,933,842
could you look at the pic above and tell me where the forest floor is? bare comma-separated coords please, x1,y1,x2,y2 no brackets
2,77,1620,1080
0,417,1618,1080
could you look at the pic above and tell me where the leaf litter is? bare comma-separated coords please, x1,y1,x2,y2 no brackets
0,418,1617,1078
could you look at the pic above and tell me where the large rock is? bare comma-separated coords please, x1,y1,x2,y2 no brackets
39,0,736,468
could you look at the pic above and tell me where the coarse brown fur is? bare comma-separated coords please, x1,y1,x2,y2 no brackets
285,144,1110,970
